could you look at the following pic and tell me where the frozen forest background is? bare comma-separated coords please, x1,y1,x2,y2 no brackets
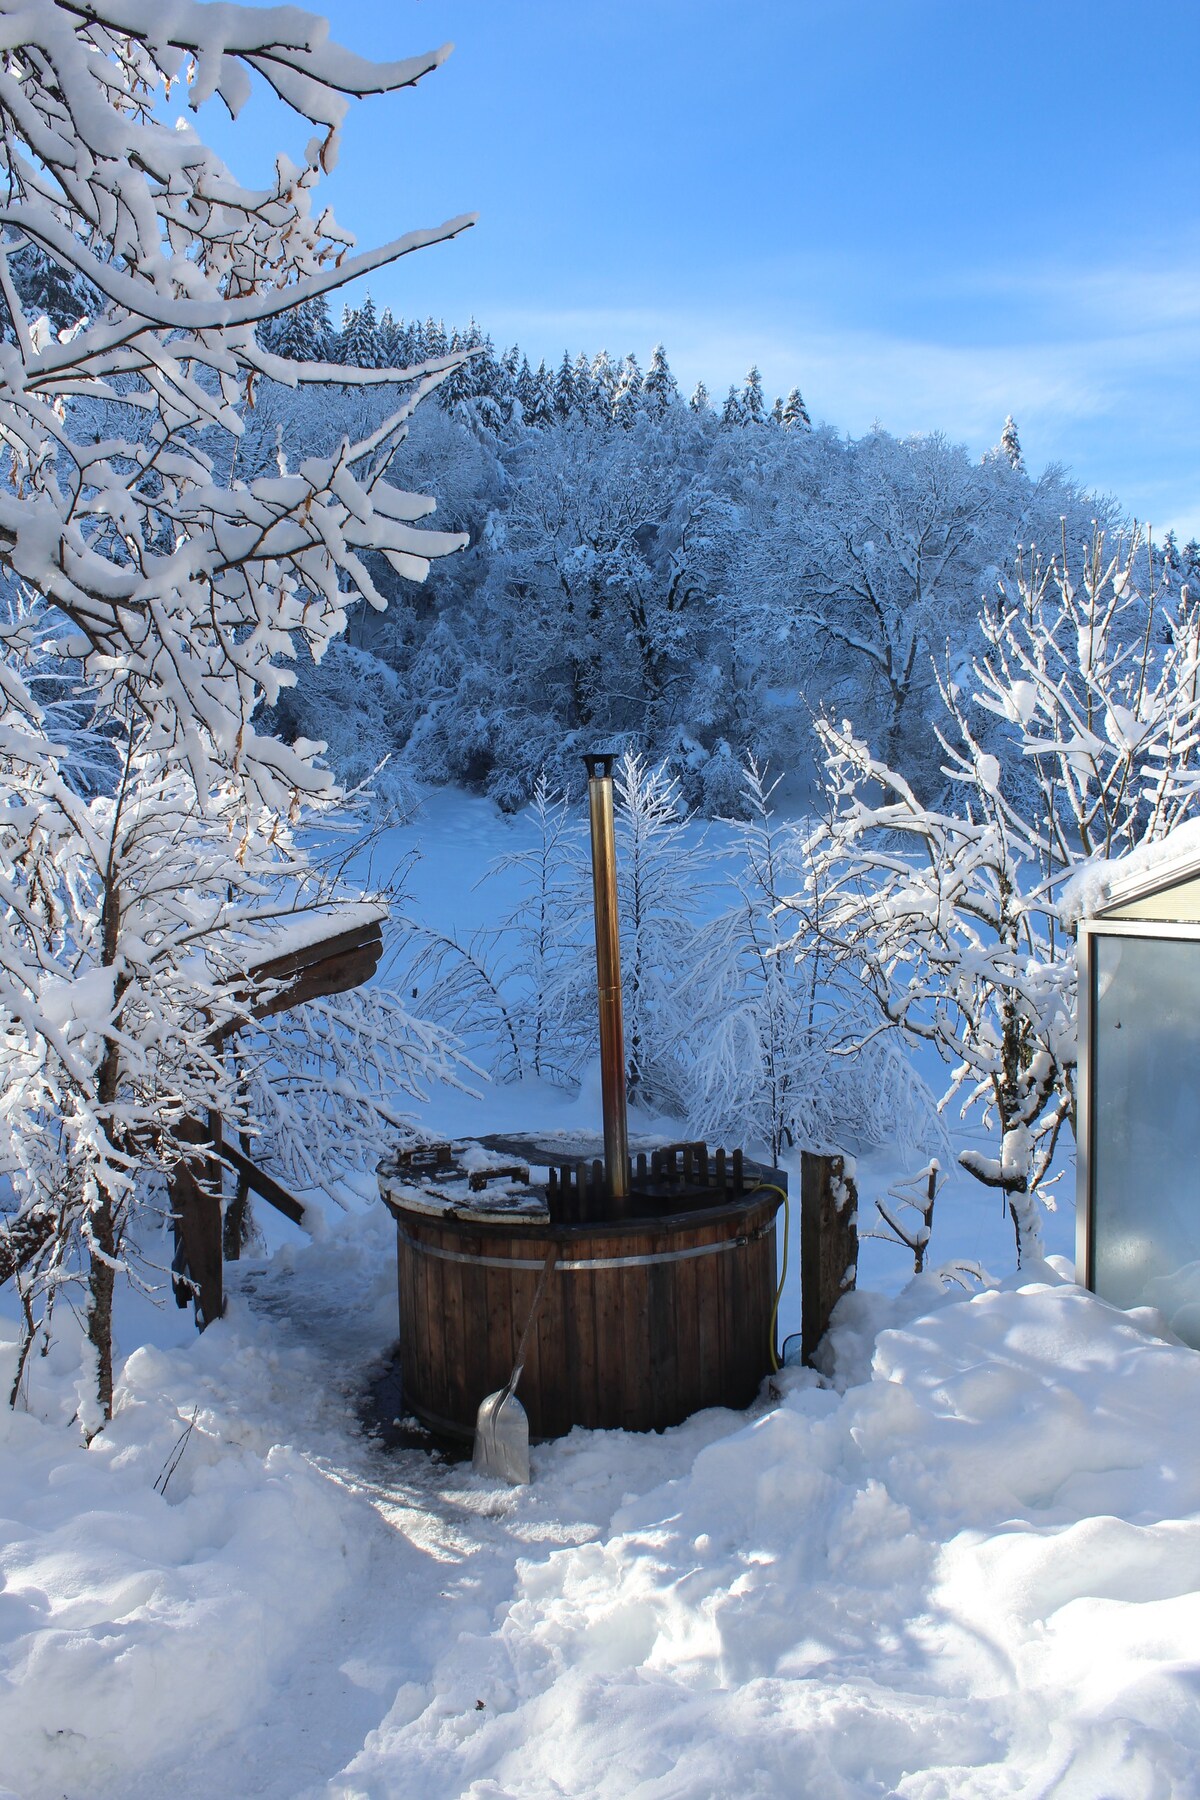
18,226,1194,825
197,282,1198,817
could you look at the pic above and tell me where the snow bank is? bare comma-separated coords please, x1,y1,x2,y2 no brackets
4,1223,1200,1799
343,1280,1200,1800
0,1299,371,1798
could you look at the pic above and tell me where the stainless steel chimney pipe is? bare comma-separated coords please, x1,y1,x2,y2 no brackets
583,753,630,1205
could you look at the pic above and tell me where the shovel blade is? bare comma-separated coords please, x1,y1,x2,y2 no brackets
472,1386,531,1485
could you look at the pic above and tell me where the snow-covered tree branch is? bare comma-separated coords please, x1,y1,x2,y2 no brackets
0,0,475,813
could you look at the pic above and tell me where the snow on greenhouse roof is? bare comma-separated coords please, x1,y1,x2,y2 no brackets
1065,818,1200,924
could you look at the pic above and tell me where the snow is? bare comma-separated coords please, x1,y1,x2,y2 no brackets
4,1219,1200,1799
1062,815,1200,924
0,790,1176,1799
239,899,390,967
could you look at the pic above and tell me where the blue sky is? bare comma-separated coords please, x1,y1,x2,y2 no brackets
208,0,1198,537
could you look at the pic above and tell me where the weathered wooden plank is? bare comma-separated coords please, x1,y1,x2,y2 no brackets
216,1140,306,1227
249,921,385,988
208,921,385,1042
800,1153,858,1367
170,1115,224,1328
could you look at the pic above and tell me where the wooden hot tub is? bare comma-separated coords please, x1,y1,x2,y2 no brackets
380,1152,783,1442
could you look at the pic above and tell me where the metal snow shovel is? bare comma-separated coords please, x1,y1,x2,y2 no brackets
472,1243,559,1484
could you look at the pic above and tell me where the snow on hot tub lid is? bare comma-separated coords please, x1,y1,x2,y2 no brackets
377,1138,550,1223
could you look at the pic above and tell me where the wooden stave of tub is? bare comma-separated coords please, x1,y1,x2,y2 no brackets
383,1186,783,1442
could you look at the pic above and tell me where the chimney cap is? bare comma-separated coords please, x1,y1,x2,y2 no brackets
582,751,617,782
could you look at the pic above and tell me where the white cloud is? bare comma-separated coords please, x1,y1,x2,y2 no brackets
486,258,1200,536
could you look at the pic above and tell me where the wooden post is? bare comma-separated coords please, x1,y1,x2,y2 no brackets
800,1151,858,1366
170,1114,225,1328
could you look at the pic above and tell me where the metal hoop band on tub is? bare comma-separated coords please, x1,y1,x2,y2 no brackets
393,1223,772,1274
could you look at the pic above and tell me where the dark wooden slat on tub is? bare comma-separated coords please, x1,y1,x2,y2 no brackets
716,1211,737,1400
675,1225,701,1422
484,1250,514,1404
441,1225,467,1424
529,1247,555,1435
564,1247,594,1436
696,1222,721,1407
424,1227,447,1424
410,1227,431,1414
616,1232,643,1430
647,1255,676,1428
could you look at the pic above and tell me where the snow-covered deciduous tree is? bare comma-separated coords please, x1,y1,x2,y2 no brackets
0,0,479,1425
0,0,475,812
795,530,1200,1261
484,774,587,1085
683,762,941,1166
683,761,813,1162
610,752,708,1111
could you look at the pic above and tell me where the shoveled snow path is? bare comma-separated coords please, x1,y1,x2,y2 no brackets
97,1213,754,1800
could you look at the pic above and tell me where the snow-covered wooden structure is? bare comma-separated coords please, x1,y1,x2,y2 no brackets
171,904,387,1326
1076,825,1200,1347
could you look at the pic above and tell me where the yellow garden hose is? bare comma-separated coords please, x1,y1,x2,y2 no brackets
757,1182,791,1372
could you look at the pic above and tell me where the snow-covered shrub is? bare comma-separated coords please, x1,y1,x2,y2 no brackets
685,761,942,1164
797,529,1200,1260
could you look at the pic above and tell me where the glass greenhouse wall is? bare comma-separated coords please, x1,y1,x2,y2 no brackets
1078,859,1200,1350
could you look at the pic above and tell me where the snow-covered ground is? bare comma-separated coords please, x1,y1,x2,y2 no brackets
2,787,1186,1800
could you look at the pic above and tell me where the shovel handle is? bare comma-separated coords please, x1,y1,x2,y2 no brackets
505,1241,559,1398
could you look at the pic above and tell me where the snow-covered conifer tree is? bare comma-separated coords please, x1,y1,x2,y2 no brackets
741,365,767,425
998,415,1025,472
341,293,381,368
264,293,331,361
572,351,596,416
377,306,401,368
642,344,679,417
690,380,711,415
590,350,618,421
553,350,578,419
611,354,644,428
781,387,812,430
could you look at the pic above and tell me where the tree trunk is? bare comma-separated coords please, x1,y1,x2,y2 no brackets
86,1185,118,1435
87,869,127,1433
